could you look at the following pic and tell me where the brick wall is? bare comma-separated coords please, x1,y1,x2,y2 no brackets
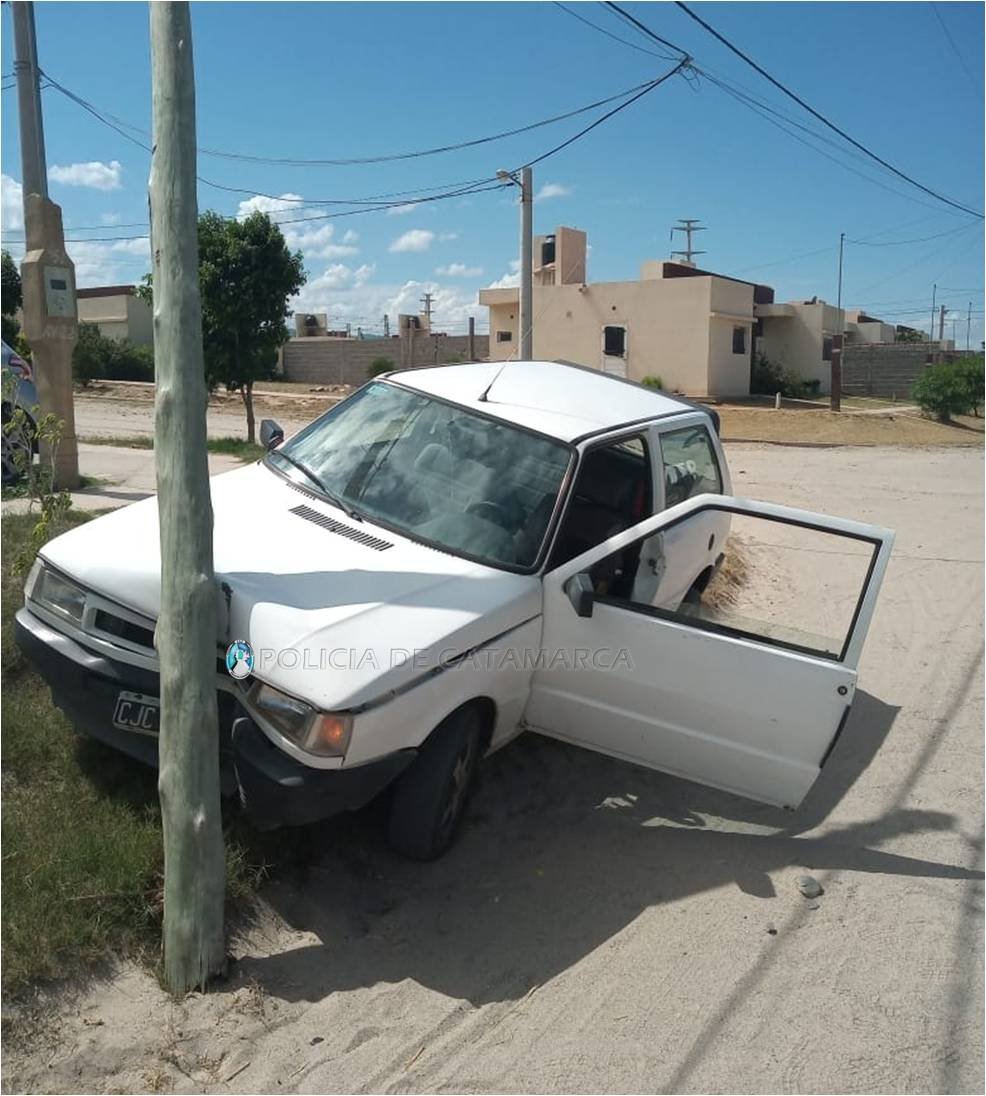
281,334,489,385
842,342,976,398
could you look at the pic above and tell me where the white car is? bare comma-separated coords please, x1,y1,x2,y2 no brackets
16,361,893,859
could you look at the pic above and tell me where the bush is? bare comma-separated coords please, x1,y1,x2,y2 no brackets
913,358,984,422
1,313,20,348
73,324,154,386
641,375,664,390
367,356,394,379
750,353,819,400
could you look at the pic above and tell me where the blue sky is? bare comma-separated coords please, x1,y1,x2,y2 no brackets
2,1,983,342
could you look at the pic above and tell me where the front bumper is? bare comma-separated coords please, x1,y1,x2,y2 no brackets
14,607,415,828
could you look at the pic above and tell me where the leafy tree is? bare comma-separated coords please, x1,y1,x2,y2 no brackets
140,212,305,441
367,356,394,379
72,323,154,386
895,325,924,344
2,250,23,346
912,359,982,422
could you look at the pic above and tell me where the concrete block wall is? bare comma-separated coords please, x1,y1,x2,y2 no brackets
842,342,973,398
281,334,489,385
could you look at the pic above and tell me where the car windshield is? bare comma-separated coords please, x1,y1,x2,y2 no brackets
268,381,572,569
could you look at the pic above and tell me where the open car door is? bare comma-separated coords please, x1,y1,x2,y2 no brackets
526,495,894,809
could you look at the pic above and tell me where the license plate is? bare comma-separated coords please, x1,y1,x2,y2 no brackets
112,691,160,737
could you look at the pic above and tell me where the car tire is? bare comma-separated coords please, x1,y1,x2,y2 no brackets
387,706,482,861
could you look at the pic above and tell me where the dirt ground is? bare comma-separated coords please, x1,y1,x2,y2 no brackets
717,402,984,447
3,443,982,1095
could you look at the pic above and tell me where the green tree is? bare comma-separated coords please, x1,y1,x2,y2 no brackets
367,356,394,379
911,359,981,422
895,325,924,344
2,249,23,346
141,212,305,442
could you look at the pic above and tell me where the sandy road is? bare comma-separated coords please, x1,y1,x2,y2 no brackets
5,444,983,1095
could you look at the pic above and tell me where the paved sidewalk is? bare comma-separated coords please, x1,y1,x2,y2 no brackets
2,443,244,515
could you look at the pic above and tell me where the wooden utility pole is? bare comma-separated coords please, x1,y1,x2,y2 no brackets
149,1,226,993
13,1,79,489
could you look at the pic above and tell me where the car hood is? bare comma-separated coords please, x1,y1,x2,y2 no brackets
39,461,541,710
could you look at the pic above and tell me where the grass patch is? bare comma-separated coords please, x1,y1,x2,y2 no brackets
82,435,265,462
0,513,267,996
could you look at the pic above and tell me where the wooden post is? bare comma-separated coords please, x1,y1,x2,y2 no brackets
149,1,226,994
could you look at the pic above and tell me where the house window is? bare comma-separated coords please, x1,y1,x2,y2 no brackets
603,325,626,357
732,325,747,355
496,331,513,343
822,336,833,362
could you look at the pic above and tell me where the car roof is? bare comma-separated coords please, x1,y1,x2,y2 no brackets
389,359,700,443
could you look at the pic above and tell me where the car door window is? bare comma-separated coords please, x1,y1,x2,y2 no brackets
660,425,722,507
548,435,653,570
588,506,880,661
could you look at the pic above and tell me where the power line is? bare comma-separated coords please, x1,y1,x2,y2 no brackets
43,69,666,168
520,60,688,170
930,3,979,94
604,2,690,61
553,2,669,60
847,222,980,247
674,0,984,219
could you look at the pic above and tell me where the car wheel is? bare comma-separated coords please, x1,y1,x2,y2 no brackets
387,706,482,861
1,403,34,486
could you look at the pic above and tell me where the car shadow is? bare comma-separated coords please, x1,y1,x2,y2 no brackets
229,689,983,1007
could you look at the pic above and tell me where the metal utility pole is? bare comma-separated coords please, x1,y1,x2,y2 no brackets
13,1,79,488
496,166,533,359
671,218,706,265
420,292,433,330
829,232,846,413
149,0,226,994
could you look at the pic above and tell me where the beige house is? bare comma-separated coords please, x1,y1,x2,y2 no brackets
76,285,153,345
756,300,897,393
479,227,770,397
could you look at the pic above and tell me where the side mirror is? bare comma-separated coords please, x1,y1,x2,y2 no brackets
259,419,284,450
565,572,595,618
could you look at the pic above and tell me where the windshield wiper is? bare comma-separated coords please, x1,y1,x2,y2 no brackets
269,450,363,521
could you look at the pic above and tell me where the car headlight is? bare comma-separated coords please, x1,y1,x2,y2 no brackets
28,563,87,626
245,680,352,758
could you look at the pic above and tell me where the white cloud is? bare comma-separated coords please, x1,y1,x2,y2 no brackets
48,160,123,191
385,203,418,217
289,273,485,336
436,263,483,277
236,191,305,219
2,174,24,230
281,222,358,259
536,182,572,201
389,228,435,253
100,211,123,225
342,229,359,244
486,270,521,289
439,231,459,242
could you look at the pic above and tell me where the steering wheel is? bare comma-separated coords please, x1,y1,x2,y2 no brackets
467,500,512,529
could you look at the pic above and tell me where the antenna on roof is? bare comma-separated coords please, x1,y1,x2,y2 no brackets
478,361,510,402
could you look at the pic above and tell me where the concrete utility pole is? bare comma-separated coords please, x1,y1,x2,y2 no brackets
938,304,947,344
496,166,533,359
467,315,475,361
830,231,845,413
671,218,707,265
930,283,937,343
383,313,390,338
13,0,79,489
149,0,226,994
967,301,973,351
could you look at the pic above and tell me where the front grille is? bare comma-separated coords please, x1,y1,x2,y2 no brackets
92,609,155,650
289,503,393,551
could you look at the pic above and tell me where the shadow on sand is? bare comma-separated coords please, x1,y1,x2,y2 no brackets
230,689,983,1007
